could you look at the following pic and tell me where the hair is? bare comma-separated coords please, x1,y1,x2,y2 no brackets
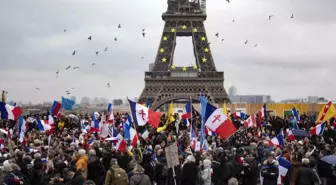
83,180,96,185
34,153,42,159
186,155,196,163
301,158,310,165
78,149,86,156
89,149,96,156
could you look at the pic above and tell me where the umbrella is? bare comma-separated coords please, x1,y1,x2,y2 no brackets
321,155,336,165
292,129,310,137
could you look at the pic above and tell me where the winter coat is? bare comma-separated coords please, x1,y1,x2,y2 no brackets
129,173,151,185
260,160,279,185
241,161,258,185
201,160,212,185
29,161,46,185
104,164,128,185
71,173,85,185
290,161,300,185
295,165,315,185
88,156,105,185
154,158,167,185
181,162,198,185
75,155,88,170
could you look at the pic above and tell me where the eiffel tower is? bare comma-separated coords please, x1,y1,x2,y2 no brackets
139,0,229,110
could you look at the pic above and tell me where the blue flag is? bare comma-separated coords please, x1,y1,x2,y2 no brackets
291,106,300,129
61,97,75,110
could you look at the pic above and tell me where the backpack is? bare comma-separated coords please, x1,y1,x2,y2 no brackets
195,167,204,185
110,167,128,185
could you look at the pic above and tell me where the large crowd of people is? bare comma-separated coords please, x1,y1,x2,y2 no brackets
0,109,336,185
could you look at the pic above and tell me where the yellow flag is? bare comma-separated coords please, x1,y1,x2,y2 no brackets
223,103,228,115
167,103,175,123
316,101,336,124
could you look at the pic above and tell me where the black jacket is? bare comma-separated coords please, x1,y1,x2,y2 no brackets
260,160,279,185
88,156,105,185
181,162,198,185
295,165,315,185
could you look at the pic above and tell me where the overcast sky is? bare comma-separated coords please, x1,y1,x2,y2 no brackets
1,0,335,103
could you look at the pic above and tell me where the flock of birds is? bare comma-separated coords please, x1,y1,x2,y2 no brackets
32,2,295,96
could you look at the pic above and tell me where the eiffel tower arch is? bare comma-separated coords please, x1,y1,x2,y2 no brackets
139,0,229,110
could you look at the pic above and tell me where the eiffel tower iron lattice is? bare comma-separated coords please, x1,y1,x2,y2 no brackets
139,0,229,110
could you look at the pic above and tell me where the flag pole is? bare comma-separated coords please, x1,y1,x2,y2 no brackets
190,96,193,133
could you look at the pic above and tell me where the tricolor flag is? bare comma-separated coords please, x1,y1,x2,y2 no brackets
287,129,295,141
129,127,139,147
257,103,267,122
203,104,237,140
0,102,22,120
80,120,87,133
90,112,100,132
141,129,149,141
310,123,326,136
107,103,114,124
18,116,27,142
315,101,336,124
129,100,161,128
181,101,192,120
46,111,54,125
277,157,291,184
205,127,216,136
244,114,257,128
37,118,52,132
51,101,61,117
233,112,247,120
270,131,284,146
190,127,197,151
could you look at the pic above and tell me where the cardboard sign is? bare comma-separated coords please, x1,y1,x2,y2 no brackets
165,142,180,168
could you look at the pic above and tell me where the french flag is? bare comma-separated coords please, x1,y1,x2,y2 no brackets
287,129,295,141
111,129,127,152
310,123,326,136
90,112,100,132
51,101,61,118
18,116,28,142
182,101,192,120
244,114,257,128
81,120,87,133
129,127,139,147
0,138,4,149
0,102,22,120
270,132,284,146
129,100,161,128
88,138,95,146
37,118,52,132
205,127,216,136
107,103,114,124
233,112,247,120
141,129,150,141
190,127,197,151
257,103,267,122
277,157,291,185
204,106,237,140
46,111,54,125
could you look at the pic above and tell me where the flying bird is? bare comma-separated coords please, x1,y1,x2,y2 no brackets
269,15,274,20
92,63,96,67
96,51,99,55
88,36,92,40
66,91,70,95
35,88,40,90
221,39,224,42
254,44,258,47
73,67,79,69
66,66,71,70
106,83,110,88
142,29,146,32
114,37,118,41
141,57,144,59
245,40,248,44
104,47,107,51
291,14,294,19
142,32,146,37
64,29,66,32
215,33,219,37
232,20,235,22
72,50,76,55
56,70,59,74
118,24,121,28
226,0,230,3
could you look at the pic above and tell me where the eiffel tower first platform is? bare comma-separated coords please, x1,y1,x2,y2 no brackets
139,0,229,110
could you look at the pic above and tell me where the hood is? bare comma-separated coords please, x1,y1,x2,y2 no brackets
88,156,100,164
263,160,279,166
110,164,120,170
